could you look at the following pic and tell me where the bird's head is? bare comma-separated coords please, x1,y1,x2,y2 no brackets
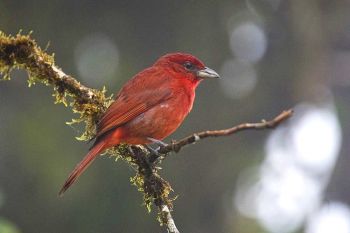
154,53,220,83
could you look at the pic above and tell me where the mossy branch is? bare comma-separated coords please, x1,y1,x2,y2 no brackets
0,31,112,141
0,31,292,233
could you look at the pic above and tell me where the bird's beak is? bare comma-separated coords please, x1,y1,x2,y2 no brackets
196,67,220,79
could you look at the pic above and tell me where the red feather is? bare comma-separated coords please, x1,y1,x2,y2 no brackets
59,53,216,195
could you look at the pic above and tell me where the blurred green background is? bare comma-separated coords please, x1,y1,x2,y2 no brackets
1,1,350,233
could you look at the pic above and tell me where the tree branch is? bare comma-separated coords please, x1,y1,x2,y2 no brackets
160,205,179,233
0,32,293,233
159,109,293,154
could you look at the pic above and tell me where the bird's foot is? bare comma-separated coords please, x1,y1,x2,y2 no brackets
145,145,162,157
146,138,169,164
147,137,168,148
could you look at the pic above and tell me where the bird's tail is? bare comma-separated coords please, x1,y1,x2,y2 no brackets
59,141,106,196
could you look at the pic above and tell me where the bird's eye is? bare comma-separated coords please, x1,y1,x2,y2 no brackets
183,62,195,71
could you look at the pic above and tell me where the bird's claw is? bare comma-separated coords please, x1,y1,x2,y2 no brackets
145,144,166,165
147,137,168,148
145,145,162,157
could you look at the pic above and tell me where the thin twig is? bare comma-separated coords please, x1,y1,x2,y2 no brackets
149,109,293,163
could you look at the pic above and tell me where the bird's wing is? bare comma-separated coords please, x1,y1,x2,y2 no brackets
95,67,173,138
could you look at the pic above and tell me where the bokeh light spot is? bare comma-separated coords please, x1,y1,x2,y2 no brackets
220,59,257,99
74,33,120,87
235,102,342,233
291,104,341,174
229,22,267,63
306,202,350,233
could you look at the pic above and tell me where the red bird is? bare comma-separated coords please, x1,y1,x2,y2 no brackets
59,53,219,195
